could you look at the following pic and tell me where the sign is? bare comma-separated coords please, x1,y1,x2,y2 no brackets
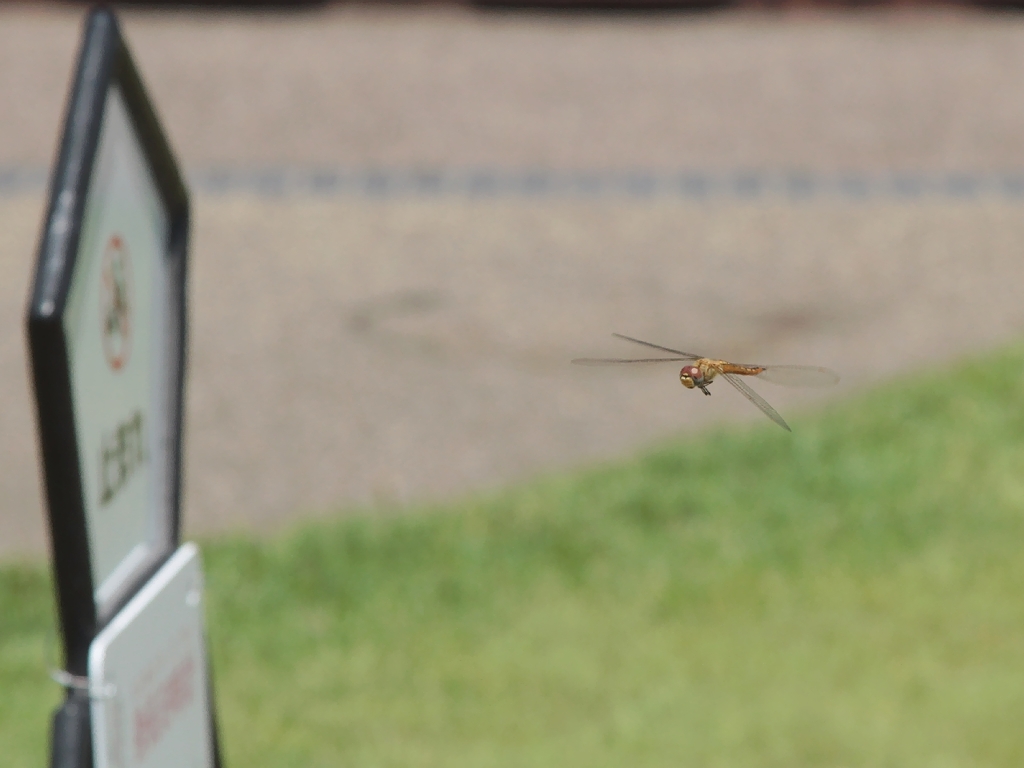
26,8,219,768
27,5,188,675
89,544,213,768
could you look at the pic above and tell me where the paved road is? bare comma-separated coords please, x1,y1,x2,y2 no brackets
3,5,1024,558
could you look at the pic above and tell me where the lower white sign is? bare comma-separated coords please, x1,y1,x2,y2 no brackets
89,543,213,768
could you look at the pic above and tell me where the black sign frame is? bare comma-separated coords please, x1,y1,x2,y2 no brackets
27,7,189,680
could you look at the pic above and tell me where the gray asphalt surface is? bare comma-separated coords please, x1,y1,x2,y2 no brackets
4,5,1024,558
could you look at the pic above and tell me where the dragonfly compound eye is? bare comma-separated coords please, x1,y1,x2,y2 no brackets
680,365,701,388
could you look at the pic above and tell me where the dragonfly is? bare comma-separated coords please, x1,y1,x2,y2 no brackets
572,333,839,432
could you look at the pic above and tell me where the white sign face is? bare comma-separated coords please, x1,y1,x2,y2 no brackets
89,543,213,768
63,84,173,617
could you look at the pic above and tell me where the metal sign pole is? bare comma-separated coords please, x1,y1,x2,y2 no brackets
26,8,220,768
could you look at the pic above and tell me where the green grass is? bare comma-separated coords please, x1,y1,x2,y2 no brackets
7,343,1024,766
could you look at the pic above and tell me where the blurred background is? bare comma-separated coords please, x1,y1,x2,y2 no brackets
5,1,1024,556
7,2,1024,766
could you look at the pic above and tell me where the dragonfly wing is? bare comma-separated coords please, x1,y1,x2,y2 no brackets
723,373,792,431
572,356,693,366
755,365,840,388
611,333,701,360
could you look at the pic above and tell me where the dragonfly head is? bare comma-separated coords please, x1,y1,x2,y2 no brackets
679,365,704,389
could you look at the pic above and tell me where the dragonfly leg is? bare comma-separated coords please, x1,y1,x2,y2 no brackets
699,384,711,396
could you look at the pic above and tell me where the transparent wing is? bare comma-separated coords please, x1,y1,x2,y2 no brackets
755,365,840,388
723,373,792,432
611,333,701,360
572,356,693,366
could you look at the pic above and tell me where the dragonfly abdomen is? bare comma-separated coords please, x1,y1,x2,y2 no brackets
718,362,766,377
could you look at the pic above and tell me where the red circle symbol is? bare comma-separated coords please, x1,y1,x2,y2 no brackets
100,234,133,372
